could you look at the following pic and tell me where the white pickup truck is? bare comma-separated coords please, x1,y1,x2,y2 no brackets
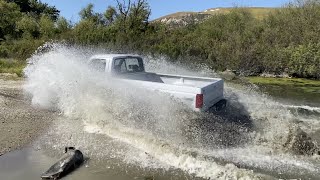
89,54,226,112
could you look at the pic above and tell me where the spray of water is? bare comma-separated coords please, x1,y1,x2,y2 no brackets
24,43,320,179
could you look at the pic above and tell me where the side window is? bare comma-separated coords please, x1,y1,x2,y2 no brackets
114,59,126,73
89,59,106,72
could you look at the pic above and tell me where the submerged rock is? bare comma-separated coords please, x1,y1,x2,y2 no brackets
219,70,236,81
283,127,318,156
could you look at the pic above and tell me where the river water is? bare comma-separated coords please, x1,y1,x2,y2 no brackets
0,44,320,179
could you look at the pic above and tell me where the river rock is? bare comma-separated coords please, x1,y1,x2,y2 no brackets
283,127,318,155
219,70,236,81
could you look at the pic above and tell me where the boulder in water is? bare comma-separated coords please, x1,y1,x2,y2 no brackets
219,70,236,81
284,127,318,156
41,147,84,179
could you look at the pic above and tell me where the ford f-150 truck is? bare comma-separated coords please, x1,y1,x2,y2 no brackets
89,54,226,112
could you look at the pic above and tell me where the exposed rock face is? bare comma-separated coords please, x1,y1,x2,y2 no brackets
155,12,212,28
154,7,276,28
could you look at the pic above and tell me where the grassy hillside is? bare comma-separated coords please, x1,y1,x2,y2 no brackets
155,7,277,21
205,7,277,19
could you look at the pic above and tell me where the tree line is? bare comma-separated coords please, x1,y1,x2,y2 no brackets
0,0,319,79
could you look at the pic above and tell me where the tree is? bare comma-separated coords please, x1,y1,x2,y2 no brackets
79,3,94,20
0,0,22,40
114,0,151,29
30,0,60,21
56,17,71,33
6,0,60,21
16,14,39,39
39,15,55,38
6,0,30,12
79,3,105,25
104,6,117,24
109,0,151,46
127,0,150,30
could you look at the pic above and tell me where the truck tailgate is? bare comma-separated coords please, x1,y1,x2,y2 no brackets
201,79,224,111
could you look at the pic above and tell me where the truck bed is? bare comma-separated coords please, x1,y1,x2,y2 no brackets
158,73,221,87
120,73,224,112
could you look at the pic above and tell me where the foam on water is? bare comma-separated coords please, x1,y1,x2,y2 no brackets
24,43,320,179
285,105,320,113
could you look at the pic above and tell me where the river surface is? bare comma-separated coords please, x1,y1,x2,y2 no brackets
0,147,194,180
0,44,319,180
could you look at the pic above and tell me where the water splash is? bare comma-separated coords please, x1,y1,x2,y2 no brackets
24,43,320,179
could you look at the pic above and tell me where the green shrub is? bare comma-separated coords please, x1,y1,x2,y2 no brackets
0,59,25,76
286,43,320,78
0,45,9,58
3,39,44,60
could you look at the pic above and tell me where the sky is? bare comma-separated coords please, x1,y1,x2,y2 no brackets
41,0,291,22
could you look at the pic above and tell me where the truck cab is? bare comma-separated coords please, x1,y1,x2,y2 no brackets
89,54,163,82
89,54,145,74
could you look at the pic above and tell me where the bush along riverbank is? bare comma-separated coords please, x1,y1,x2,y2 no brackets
0,59,25,77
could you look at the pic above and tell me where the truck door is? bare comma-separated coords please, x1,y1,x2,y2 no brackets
89,59,106,72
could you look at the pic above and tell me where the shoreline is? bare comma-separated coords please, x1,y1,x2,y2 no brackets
0,77,55,156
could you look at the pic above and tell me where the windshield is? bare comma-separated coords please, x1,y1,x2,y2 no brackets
113,57,144,74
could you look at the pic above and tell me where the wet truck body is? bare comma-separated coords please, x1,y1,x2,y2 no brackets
89,54,226,112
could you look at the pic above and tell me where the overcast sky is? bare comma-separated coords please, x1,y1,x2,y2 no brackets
41,0,291,22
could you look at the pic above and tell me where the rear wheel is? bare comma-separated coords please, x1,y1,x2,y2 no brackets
214,99,227,111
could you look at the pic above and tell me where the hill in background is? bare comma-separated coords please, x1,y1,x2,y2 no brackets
154,7,277,27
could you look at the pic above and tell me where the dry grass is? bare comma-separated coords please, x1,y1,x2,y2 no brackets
155,7,278,21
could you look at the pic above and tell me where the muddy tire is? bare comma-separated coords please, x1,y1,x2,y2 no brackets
214,99,227,111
